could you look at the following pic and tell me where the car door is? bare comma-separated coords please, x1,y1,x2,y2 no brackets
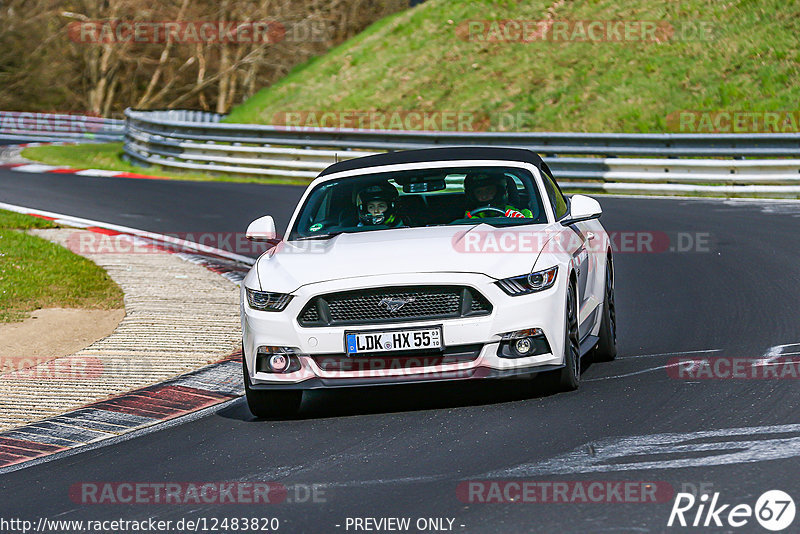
568,214,605,335
571,220,595,319
541,170,593,326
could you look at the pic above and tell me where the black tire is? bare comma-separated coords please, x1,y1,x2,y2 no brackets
592,255,617,362
546,281,581,391
242,356,303,418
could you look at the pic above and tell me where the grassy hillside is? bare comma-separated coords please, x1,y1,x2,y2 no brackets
225,0,800,133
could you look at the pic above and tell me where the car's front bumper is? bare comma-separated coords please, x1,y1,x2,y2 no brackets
241,271,569,389
243,363,566,390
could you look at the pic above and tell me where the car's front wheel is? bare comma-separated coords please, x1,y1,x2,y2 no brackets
242,357,303,418
546,281,580,391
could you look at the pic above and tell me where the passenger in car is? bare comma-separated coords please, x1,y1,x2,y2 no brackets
354,182,404,227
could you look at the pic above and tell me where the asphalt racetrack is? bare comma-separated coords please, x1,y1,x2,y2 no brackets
1,167,799,532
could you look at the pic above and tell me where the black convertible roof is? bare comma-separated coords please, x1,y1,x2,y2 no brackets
318,146,553,177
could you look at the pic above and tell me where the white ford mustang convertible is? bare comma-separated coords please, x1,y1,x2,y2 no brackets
240,147,616,416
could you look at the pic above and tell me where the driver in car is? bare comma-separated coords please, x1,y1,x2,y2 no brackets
464,173,532,219
355,182,403,227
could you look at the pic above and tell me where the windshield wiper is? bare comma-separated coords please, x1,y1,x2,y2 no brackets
294,231,345,241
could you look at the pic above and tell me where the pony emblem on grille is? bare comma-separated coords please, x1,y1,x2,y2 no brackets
378,296,416,313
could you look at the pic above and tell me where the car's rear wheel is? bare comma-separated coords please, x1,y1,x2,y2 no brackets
546,281,580,391
592,255,617,362
242,355,303,418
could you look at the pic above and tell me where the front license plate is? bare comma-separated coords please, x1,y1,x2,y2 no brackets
346,327,442,355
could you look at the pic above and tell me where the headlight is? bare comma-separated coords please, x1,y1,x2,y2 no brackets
246,288,293,311
496,266,558,296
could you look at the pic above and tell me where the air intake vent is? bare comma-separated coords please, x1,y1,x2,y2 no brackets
298,286,491,327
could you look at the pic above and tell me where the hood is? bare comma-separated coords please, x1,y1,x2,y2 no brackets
255,224,558,292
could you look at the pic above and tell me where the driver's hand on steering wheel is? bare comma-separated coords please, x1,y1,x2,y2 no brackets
466,206,523,218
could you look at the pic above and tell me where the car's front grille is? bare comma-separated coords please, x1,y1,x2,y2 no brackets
298,286,492,327
310,344,483,372
301,304,320,322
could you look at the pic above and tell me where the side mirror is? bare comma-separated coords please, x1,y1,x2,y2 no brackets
246,215,278,241
562,194,602,225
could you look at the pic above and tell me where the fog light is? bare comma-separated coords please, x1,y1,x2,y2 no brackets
514,337,533,355
255,346,301,374
268,354,289,373
497,330,551,359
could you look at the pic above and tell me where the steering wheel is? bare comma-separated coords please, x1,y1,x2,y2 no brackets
469,206,507,218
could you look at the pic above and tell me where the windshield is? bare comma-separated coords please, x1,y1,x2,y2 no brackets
288,166,548,240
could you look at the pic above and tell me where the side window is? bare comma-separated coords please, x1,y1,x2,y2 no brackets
541,170,568,220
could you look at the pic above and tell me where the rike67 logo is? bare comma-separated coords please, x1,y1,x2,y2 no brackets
668,490,795,531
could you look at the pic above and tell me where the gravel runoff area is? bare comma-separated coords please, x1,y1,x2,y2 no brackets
0,228,241,432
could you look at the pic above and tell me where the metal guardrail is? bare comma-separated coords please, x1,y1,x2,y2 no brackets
123,109,800,197
3,108,796,197
0,111,125,143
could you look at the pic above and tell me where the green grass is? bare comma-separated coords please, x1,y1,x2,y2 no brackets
0,210,124,323
225,0,800,133
21,143,312,186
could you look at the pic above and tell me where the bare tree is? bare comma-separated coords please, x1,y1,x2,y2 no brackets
0,0,408,116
